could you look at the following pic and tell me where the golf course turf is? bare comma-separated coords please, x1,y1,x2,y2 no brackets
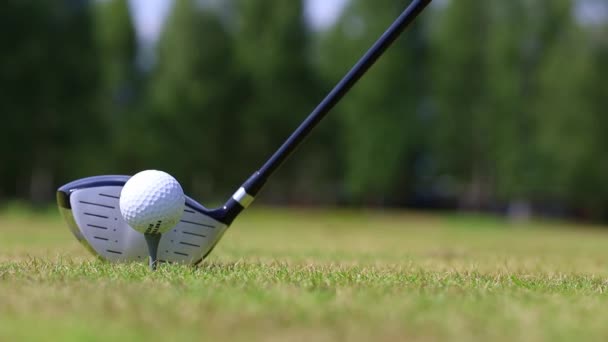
1,206,608,341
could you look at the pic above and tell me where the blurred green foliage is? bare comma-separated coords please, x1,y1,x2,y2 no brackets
1,0,607,219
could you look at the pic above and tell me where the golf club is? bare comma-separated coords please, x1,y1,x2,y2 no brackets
57,0,432,265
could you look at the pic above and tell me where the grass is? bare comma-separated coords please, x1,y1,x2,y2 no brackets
2,206,608,341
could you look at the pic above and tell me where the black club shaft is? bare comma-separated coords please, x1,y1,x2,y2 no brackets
246,0,432,196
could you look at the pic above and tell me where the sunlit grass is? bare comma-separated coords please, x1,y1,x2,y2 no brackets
2,207,608,341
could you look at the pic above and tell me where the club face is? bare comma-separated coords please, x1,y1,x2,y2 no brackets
57,176,229,265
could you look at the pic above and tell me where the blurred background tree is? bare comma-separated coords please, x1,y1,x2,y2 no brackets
1,0,99,203
429,0,493,210
233,0,331,203
320,0,430,205
535,7,608,218
145,0,244,201
92,0,138,176
1,0,608,221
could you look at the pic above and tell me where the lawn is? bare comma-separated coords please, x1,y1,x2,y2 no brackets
1,205,608,341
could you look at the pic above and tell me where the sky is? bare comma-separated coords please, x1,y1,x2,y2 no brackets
128,0,349,45
127,0,608,46
577,0,608,25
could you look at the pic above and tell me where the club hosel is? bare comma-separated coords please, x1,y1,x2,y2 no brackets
232,171,266,207
220,172,266,225
231,187,255,209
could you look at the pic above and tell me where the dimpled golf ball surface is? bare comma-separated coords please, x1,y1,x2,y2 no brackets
119,170,185,234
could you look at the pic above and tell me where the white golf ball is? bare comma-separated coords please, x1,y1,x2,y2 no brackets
119,170,185,234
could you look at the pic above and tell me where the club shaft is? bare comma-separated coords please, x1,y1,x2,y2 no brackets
246,0,432,195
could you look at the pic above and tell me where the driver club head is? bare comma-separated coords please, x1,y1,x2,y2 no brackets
57,175,229,265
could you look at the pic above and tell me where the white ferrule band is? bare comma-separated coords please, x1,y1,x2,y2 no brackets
232,187,255,208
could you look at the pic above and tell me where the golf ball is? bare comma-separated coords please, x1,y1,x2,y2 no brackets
119,170,185,234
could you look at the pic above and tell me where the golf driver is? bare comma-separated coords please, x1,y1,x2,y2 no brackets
57,0,432,265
